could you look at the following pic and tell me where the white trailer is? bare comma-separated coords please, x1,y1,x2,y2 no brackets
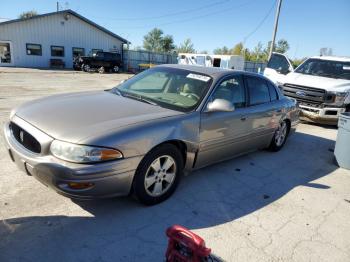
178,53,244,70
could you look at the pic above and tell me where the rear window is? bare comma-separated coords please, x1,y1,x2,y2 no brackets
246,77,271,105
267,81,278,101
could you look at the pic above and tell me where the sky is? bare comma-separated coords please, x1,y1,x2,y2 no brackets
1,0,349,59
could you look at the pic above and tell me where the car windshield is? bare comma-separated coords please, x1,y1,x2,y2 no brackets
111,67,213,112
295,58,350,80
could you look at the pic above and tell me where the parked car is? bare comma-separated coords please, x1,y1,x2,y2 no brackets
264,53,350,125
73,51,122,73
4,65,299,205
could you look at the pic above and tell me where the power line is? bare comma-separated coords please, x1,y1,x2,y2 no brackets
243,0,276,43
90,0,231,21
109,0,257,29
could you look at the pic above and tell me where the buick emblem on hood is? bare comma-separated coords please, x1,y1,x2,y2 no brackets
296,91,307,97
19,130,24,143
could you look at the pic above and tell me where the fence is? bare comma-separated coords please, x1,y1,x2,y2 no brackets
123,50,178,73
123,50,267,74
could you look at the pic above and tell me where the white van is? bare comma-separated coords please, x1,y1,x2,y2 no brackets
264,53,350,125
178,53,244,70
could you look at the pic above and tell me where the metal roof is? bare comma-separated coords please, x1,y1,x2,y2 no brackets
0,9,130,44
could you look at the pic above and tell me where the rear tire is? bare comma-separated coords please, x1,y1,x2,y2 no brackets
112,65,119,73
133,144,184,205
269,120,289,152
82,64,90,72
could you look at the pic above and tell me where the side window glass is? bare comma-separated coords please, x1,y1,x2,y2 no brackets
267,81,278,101
267,54,290,74
246,77,271,105
212,76,246,108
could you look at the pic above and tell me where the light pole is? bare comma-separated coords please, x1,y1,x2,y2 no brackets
268,0,283,60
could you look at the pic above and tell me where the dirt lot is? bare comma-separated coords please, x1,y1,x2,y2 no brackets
0,68,350,262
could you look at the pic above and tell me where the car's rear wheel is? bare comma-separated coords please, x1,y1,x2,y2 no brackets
269,120,289,151
133,144,183,205
82,64,90,72
112,65,119,73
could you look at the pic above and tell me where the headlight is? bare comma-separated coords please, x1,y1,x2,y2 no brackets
345,92,350,105
327,91,349,106
50,140,123,163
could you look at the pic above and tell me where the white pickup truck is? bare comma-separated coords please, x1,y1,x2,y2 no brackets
264,53,350,125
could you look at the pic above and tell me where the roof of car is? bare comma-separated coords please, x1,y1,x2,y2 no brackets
156,64,255,80
310,56,350,62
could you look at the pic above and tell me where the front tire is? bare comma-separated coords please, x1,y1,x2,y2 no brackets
133,144,184,205
269,120,289,151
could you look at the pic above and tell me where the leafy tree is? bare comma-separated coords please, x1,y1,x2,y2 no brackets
177,38,196,53
265,39,290,55
19,10,38,19
291,57,307,68
143,28,175,53
213,46,230,55
231,42,244,55
162,35,175,52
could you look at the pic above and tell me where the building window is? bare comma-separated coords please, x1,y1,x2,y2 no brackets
26,43,42,56
51,46,64,57
72,47,85,57
91,49,103,55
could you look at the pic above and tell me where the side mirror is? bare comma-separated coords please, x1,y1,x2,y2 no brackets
206,99,235,112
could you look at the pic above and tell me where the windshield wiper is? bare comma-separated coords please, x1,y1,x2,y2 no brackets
118,90,158,106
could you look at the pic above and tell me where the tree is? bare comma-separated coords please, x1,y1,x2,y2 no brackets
143,28,175,53
177,38,196,53
19,10,38,19
265,39,290,55
231,42,244,55
213,46,230,55
162,35,175,52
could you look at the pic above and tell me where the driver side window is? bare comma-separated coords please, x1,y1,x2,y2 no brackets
212,75,246,108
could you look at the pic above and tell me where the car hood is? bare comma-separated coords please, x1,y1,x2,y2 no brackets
15,91,183,143
284,73,350,92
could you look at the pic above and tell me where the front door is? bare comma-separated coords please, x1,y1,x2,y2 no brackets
0,41,13,66
196,74,252,168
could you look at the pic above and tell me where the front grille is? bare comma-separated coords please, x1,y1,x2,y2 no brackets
282,83,330,106
9,122,41,153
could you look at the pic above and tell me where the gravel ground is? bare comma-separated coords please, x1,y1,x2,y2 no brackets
0,68,350,262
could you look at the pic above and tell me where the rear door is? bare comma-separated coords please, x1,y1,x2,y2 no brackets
264,53,293,85
244,75,279,148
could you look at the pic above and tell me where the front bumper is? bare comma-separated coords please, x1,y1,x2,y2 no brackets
299,104,346,125
4,120,143,199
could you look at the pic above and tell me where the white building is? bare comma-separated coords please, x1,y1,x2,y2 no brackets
0,10,129,68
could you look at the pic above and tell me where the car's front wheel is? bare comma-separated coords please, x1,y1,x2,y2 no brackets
133,144,183,205
269,120,289,151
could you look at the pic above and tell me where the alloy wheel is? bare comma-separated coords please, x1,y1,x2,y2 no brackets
144,155,177,197
275,121,287,146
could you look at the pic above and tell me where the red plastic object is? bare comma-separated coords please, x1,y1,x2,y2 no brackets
166,225,211,262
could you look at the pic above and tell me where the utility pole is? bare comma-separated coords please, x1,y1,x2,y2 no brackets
56,2,59,12
268,0,283,60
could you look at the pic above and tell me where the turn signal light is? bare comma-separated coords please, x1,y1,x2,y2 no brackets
67,182,94,190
